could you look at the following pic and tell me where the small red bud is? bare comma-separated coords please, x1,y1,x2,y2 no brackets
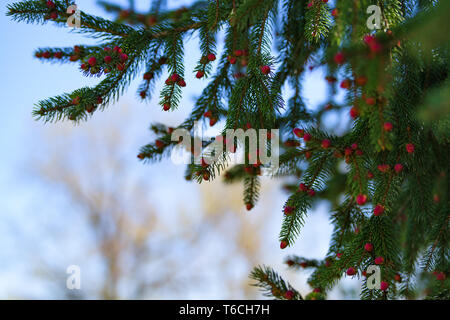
119,53,128,62
209,118,218,126
366,97,376,105
394,163,403,173
303,133,312,142
383,122,393,131
299,183,308,192
355,76,368,86
374,204,384,216
170,73,180,82
155,140,164,148
375,256,384,265
356,194,367,205
49,11,58,20
228,56,237,64
207,53,216,61
350,107,359,119
284,206,294,215
284,290,294,300
293,128,304,138
196,71,204,79
143,72,153,80
345,148,352,156
334,52,345,65
340,79,351,89
88,57,97,67
436,272,446,281
204,111,212,118
260,65,271,75
406,143,415,154
72,96,80,105
346,267,356,276
321,139,331,149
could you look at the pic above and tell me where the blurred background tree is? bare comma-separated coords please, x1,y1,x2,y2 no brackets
8,104,302,299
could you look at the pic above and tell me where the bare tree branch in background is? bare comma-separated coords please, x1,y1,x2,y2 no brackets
22,104,279,299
